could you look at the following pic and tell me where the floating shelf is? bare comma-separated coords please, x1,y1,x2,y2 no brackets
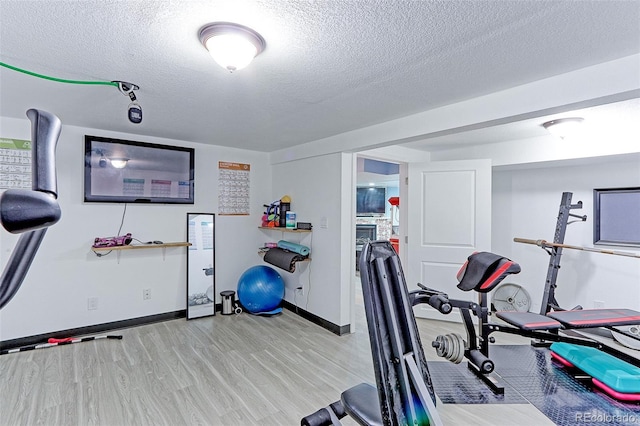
91,242,191,252
258,226,311,233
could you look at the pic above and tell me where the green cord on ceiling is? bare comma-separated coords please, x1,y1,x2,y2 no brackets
0,61,118,87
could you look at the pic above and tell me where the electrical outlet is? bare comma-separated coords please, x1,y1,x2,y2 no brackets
87,297,98,310
295,286,304,296
143,289,151,300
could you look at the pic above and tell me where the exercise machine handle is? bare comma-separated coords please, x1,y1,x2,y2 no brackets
28,108,61,196
300,401,346,425
428,294,452,314
0,109,61,309
411,283,452,314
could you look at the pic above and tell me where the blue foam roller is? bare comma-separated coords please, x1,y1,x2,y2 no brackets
277,240,310,256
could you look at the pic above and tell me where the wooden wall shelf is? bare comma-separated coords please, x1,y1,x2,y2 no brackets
91,242,191,252
258,226,311,233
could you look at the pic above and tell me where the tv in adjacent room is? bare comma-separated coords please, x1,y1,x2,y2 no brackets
84,135,195,204
356,187,386,215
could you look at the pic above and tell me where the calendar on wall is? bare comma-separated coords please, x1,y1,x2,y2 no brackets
0,138,32,191
218,161,250,215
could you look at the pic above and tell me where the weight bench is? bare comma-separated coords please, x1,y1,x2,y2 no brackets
414,251,640,396
301,241,443,426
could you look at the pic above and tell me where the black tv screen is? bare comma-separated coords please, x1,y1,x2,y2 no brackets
84,135,194,204
357,187,386,215
593,187,640,247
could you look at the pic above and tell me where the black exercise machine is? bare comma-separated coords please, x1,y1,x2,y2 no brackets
301,241,443,426
0,109,62,309
414,192,640,394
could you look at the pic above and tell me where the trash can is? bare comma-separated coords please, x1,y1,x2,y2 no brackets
221,290,235,315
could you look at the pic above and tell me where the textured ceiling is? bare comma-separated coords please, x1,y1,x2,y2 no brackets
1,0,639,152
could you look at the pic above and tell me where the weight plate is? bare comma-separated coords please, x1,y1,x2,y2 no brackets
491,282,532,312
612,325,640,350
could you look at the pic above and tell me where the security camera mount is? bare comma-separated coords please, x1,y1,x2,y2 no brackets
114,81,140,98
113,81,142,124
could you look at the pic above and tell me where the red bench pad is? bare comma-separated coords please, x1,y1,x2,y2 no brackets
456,252,521,293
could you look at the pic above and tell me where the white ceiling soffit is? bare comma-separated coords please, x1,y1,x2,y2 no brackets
0,1,639,153
402,97,640,152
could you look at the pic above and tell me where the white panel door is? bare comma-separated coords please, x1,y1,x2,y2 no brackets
407,159,491,320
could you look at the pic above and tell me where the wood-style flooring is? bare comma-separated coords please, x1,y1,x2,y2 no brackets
0,296,553,425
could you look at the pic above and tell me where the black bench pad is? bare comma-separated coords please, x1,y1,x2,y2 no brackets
548,309,640,328
496,311,563,330
341,383,383,426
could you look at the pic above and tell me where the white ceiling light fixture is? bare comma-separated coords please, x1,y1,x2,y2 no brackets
542,117,585,140
199,22,266,72
110,158,129,169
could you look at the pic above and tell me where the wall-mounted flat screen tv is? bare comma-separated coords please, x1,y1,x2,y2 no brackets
84,135,195,204
357,187,386,215
593,187,640,247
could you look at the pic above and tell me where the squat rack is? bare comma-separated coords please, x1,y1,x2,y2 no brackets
536,191,587,315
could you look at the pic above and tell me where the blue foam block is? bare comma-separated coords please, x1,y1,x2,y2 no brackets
550,342,640,394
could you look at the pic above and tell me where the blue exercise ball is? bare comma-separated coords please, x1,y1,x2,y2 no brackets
237,265,284,314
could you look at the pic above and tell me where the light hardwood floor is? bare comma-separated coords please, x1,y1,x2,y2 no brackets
1,297,554,425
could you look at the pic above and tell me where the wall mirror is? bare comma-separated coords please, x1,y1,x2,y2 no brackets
186,213,215,319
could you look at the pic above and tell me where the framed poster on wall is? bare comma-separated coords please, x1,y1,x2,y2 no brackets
186,213,215,319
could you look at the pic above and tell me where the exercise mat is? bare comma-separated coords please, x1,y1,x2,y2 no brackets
277,240,310,256
264,247,306,273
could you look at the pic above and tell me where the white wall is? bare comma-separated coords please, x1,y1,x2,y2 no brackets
492,158,640,314
0,116,270,341
270,152,352,327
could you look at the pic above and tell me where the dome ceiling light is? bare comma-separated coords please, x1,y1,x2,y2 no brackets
199,22,266,72
542,117,585,140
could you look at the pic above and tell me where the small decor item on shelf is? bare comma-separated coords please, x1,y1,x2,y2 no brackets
261,195,294,228
262,199,281,227
92,233,132,248
279,195,291,228
285,211,296,229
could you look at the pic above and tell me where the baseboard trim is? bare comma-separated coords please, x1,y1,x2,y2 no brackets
0,310,186,351
281,300,350,335
1,303,350,350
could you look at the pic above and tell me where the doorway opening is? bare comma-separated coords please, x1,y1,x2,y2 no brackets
355,157,401,270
